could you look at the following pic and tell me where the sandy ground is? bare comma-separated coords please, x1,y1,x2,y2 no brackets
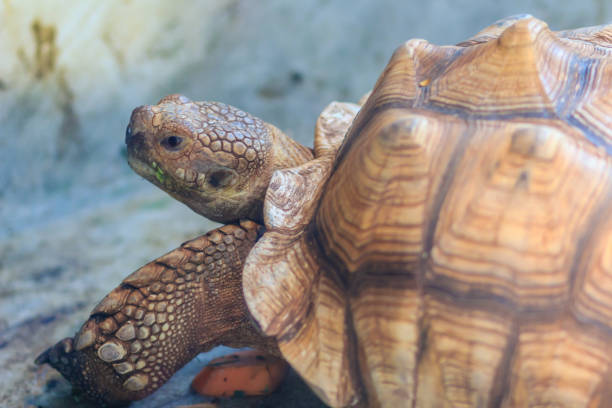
0,182,326,408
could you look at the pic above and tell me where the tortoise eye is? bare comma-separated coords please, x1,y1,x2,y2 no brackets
161,135,183,151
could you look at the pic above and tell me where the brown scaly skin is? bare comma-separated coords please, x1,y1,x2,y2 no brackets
36,95,314,406
125,94,313,223
36,221,279,406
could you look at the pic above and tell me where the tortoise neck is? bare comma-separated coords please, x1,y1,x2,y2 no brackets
266,124,314,172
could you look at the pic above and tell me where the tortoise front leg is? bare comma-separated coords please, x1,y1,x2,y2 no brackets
36,220,278,406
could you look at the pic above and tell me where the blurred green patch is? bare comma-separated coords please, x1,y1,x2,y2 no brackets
140,198,171,210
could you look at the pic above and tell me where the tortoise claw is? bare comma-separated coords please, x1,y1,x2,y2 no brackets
35,346,50,365
35,337,73,365
35,334,134,407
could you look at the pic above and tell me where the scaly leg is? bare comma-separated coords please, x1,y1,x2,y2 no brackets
36,220,278,406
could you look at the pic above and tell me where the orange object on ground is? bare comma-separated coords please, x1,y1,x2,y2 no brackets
191,350,289,398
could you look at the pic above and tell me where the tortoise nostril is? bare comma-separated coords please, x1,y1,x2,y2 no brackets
125,125,133,145
126,129,145,149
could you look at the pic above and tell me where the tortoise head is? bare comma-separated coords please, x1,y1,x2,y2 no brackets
125,94,312,223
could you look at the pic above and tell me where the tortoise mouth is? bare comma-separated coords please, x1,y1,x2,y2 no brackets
127,154,250,215
127,154,166,187
127,154,155,180
126,154,186,198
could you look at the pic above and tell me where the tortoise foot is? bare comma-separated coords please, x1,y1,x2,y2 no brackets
35,223,271,406
36,336,132,407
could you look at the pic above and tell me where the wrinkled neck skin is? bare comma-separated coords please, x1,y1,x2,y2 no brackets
125,94,313,224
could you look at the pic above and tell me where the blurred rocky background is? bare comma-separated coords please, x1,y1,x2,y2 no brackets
1,0,610,407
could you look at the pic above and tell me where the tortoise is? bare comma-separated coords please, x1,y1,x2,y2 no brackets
36,14,612,407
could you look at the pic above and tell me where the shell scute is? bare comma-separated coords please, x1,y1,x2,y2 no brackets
414,295,513,407
316,109,467,275
503,319,612,407
572,209,612,329
429,120,611,311
429,19,557,116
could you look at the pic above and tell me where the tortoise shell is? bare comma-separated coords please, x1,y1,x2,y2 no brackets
243,15,612,407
